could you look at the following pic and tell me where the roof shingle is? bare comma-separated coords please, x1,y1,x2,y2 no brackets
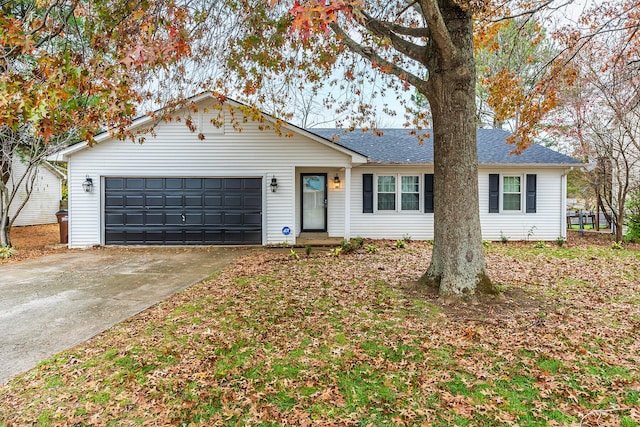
309,128,581,165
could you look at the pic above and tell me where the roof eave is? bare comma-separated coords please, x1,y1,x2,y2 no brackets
359,161,585,167
42,161,66,179
261,120,370,163
478,162,586,168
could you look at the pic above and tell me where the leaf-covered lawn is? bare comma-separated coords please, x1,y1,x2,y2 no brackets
1,239,639,426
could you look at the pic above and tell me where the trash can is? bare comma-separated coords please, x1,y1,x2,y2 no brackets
55,210,68,244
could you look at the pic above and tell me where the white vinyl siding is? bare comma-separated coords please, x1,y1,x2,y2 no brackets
66,100,356,248
350,167,434,240
479,169,566,240
8,158,63,226
351,167,566,241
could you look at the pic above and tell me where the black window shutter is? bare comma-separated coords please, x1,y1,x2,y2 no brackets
526,174,537,213
363,174,373,213
489,174,499,213
424,174,434,213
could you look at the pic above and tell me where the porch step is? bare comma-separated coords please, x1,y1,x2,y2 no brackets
297,232,343,246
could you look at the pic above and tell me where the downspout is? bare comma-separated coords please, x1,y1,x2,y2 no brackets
344,166,351,240
561,167,573,239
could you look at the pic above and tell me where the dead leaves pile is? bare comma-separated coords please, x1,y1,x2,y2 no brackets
1,241,639,426
0,224,67,265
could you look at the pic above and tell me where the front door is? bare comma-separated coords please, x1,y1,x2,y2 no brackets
301,173,327,231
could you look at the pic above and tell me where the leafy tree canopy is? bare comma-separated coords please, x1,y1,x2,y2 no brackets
1,0,193,142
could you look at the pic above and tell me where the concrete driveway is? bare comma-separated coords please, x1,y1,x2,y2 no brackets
0,246,248,384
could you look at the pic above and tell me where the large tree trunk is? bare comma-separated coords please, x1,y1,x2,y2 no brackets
418,1,495,299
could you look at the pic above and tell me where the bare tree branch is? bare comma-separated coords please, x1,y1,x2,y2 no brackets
419,0,458,68
360,10,428,63
329,22,428,94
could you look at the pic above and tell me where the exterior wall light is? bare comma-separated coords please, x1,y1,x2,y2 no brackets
334,174,341,189
82,176,94,193
270,176,278,192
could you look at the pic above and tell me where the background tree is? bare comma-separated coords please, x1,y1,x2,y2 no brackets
0,126,74,247
555,1,640,242
559,41,640,242
0,0,194,246
475,18,557,130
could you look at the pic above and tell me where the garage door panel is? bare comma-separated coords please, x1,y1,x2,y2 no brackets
105,177,262,245
146,213,164,225
185,230,204,241
244,179,262,190
106,213,124,224
243,231,262,243
244,213,262,225
125,195,144,207
224,195,242,207
244,195,262,209
165,213,184,225
205,195,222,207
205,178,222,189
105,230,125,243
204,231,223,243
105,195,124,208
125,213,144,225
166,178,183,189
185,178,203,189
185,195,203,206
146,195,164,206
106,178,124,190
225,213,242,225
165,230,184,242
184,213,203,225
224,178,242,190
145,231,164,243
125,178,144,190
204,213,222,225
145,178,163,189
165,195,182,206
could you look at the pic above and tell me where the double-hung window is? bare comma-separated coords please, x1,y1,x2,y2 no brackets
376,175,420,212
489,173,536,214
377,176,396,211
401,176,420,211
502,176,522,211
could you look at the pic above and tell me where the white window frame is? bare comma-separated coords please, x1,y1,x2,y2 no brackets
376,175,396,211
501,175,523,213
400,175,420,212
374,174,421,213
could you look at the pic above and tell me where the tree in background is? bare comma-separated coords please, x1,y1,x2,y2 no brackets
0,0,193,246
625,189,640,242
411,17,557,130
475,18,557,131
0,126,74,246
556,3,640,242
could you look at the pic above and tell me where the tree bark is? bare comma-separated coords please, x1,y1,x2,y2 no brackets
418,0,496,299
1,153,11,247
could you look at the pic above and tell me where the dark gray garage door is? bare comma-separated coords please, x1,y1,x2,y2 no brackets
104,177,262,245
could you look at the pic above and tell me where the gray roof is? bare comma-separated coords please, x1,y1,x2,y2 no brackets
309,128,582,165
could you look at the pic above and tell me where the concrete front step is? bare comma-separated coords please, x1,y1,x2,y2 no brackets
296,232,343,246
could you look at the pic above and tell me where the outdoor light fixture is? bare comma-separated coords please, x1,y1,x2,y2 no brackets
270,176,278,192
82,176,93,193
334,174,341,189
